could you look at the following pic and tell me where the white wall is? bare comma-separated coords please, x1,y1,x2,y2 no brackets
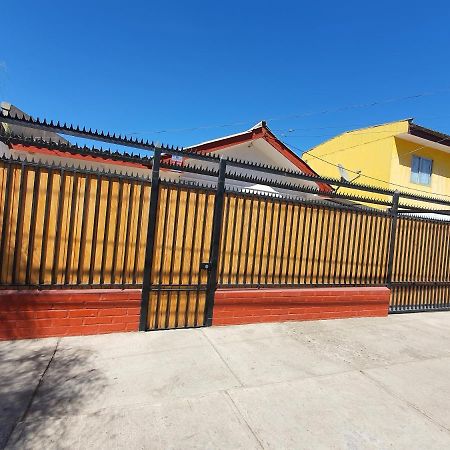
166,138,322,198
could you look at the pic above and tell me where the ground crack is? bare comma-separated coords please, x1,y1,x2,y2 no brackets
201,330,244,387
224,391,264,449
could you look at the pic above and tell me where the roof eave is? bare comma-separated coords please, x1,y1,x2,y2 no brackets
409,123,450,147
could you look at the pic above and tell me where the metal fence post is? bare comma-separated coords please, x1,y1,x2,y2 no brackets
139,149,161,331
386,190,400,286
204,158,227,326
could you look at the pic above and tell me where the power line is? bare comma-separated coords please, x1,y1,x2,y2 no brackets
273,113,450,135
284,138,450,199
279,129,412,138
302,127,450,161
126,87,450,136
302,136,392,159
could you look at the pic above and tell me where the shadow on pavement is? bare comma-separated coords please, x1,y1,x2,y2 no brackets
0,340,107,449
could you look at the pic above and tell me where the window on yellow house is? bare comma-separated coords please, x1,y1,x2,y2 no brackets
411,156,432,185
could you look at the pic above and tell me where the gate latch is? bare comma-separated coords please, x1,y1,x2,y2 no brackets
200,262,212,271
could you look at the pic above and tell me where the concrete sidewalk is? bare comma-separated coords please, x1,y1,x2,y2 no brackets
2,313,450,449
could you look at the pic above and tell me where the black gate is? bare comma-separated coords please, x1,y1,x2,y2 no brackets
139,153,226,330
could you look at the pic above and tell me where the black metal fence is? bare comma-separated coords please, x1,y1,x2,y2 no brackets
2,111,450,330
390,214,450,312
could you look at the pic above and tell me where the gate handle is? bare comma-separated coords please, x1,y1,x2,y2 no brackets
200,262,212,271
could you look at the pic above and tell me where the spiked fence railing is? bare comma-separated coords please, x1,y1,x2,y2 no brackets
3,110,450,207
3,133,154,167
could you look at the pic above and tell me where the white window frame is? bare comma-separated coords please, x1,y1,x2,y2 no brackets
411,155,432,186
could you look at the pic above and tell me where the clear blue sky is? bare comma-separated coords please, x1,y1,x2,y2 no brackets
2,0,450,155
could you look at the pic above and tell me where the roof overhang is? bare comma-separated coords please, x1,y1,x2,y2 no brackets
396,132,450,155
184,121,332,192
409,123,450,147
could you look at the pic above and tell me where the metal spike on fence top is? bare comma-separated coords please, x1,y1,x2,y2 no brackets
1,110,448,207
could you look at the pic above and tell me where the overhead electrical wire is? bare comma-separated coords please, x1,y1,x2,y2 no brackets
301,136,392,159
126,88,450,136
273,113,450,135
279,129,411,138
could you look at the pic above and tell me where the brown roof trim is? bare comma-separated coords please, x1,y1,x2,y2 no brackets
409,123,450,147
186,121,333,192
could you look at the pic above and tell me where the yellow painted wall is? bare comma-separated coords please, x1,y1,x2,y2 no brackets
303,120,409,205
392,137,450,206
304,120,450,209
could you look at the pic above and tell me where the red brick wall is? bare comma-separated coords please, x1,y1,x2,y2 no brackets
0,289,141,340
213,287,390,326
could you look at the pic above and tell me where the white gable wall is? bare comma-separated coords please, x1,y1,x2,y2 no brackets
167,138,321,198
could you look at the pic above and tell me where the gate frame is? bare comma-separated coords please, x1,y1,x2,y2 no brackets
204,158,226,326
139,155,227,331
139,148,161,331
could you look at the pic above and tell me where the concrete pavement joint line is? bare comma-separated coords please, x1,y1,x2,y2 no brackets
1,388,251,424
8,388,251,421
201,329,244,387
211,350,450,393
230,366,361,392
360,369,450,435
4,338,61,448
223,351,450,394
224,390,264,449
58,343,210,363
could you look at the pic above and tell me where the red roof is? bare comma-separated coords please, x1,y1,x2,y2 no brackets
8,143,149,170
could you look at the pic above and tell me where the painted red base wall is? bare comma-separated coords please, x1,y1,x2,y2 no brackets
0,289,141,340
213,287,390,326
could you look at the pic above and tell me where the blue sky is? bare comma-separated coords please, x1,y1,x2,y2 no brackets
2,0,450,155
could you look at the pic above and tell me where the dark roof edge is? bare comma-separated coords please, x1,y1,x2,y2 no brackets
409,122,450,147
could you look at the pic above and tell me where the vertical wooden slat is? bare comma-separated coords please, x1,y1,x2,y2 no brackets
132,182,146,285
257,199,269,286
218,194,230,285
277,201,289,284
100,179,113,284
51,169,66,284
302,205,313,285
288,203,300,284
111,180,124,284
64,173,79,284
25,168,41,284
12,163,27,284
242,197,254,284
39,170,54,284
176,189,189,327
89,175,102,285
77,175,91,284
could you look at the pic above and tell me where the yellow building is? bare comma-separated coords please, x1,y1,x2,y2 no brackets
303,119,450,208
